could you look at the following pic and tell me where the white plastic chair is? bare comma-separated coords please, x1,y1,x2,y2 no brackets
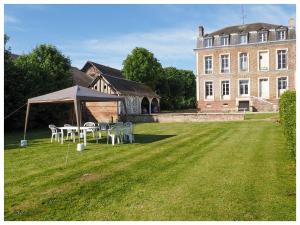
64,124,75,142
83,122,96,137
115,122,123,126
107,125,122,146
123,122,134,143
115,122,124,137
98,122,110,139
64,124,73,140
49,124,62,143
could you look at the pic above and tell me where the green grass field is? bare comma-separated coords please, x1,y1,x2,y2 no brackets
4,119,295,220
244,112,279,120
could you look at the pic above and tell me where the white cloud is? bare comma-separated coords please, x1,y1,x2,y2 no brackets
62,27,198,70
4,14,19,24
246,5,295,25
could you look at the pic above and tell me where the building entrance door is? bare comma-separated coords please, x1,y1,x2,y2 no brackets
259,78,269,99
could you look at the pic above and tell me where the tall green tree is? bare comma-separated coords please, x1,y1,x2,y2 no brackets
122,47,163,90
4,41,73,130
4,35,25,129
159,67,196,110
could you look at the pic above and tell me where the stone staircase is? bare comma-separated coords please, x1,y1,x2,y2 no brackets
250,96,278,112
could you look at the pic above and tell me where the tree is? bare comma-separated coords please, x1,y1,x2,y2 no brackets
122,47,163,90
4,42,73,130
4,35,25,129
159,67,196,110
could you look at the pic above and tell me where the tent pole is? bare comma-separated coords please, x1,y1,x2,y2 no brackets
74,99,81,142
23,102,30,140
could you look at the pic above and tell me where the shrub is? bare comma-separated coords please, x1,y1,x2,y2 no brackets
279,90,296,158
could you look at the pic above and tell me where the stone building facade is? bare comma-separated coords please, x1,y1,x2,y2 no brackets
194,20,296,112
73,61,160,122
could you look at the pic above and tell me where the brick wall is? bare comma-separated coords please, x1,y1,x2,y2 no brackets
85,102,118,123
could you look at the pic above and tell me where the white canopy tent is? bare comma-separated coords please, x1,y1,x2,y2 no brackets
24,85,126,140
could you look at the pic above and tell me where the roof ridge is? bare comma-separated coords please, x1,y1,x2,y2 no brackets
101,73,149,86
207,22,286,36
88,61,122,72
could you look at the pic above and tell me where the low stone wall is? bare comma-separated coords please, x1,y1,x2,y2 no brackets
121,113,244,123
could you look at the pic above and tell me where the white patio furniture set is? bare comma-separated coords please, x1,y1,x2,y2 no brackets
48,122,134,146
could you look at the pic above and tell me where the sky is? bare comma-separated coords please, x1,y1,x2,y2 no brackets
4,4,296,72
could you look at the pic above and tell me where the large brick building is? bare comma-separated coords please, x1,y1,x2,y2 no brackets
194,20,296,112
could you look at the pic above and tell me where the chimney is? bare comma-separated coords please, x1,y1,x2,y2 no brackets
288,18,295,29
198,26,204,37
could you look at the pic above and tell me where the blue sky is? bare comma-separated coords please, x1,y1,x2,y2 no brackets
4,4,296,72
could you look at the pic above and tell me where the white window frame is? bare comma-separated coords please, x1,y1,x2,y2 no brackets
258,31,268,43
220,80,230,100
219,53,230,74
239,34,248,44
277,30,287,40
276,76,289,99
276,48,288,70
203,55,213,74
257,77,270,99
204,80,214,101
204,37,213,48
220,35,229,46
238,52,249,72
257,50,270,72
238,78,250,97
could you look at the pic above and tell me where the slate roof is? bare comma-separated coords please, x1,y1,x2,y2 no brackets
70,67,94,87
99,74,159,98
80,61,159,98
81,61,123,78
207,23,287,36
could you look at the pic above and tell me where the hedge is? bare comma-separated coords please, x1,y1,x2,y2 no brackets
279,90,296,158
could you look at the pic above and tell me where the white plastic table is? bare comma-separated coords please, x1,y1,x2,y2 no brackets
58,126,99,146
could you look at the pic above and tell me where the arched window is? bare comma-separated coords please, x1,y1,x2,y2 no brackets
141,97,150,114
151,98,159,113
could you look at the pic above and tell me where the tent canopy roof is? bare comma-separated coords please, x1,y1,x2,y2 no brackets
28,85,125,104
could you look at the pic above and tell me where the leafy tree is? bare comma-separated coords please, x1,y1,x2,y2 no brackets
4,35,25,129
159,67,196,110
4,41,73,130
122,47,163,90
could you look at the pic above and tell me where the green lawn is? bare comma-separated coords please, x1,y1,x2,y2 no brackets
244,112,279,120
4,120,295,220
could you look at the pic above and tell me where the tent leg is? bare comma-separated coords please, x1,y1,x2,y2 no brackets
74,100,81,142
24,102,30,140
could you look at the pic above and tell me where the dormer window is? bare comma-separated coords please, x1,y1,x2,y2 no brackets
239,34,248,44
276,30,286,40
220,35,229,46
258,31,268,42
204,37,213,48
